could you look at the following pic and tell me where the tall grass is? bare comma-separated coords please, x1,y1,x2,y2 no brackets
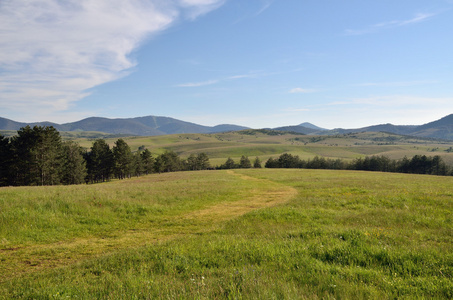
1,169,452,298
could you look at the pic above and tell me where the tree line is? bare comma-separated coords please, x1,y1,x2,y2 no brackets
0,126,211,186
265,153,452,176
2,126,452,187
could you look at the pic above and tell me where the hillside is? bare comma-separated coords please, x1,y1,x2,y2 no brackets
71,130,453,167
0,116,249,136
2,114,453,140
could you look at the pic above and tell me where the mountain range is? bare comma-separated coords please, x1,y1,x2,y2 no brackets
1,114,453,140
0,116,249,136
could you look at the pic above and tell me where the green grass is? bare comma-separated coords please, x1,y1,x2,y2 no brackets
72,131,453,168
1,169,452,298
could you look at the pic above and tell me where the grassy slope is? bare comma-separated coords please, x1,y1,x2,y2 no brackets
74,131,453,166
1,169,452,299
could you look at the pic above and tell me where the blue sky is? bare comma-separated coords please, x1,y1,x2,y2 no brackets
1,0,453,129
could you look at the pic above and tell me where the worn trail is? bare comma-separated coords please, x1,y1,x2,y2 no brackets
0,170,297,281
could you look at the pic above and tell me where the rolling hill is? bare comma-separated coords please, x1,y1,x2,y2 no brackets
0,116,249,136
2,114,453,140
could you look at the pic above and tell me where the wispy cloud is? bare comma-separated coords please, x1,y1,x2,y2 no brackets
233,0,273,24
344,13,436,36
289,88,316,94
281,108,310,112
254,1,273,17
329,95,452,107
177,71,264,87
354,80,437,87
177,79,219,87
0,0,225,118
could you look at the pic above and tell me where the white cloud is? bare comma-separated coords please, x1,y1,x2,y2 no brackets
0,0,224,118
289,88,316,94
281,108,310,112
345,13,436,36
178,0,226,20
177,71,263,87
177,79,219,87
354,80,437,87
345,95,451,107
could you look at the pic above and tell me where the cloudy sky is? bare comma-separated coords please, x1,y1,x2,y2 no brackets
1,0,453,129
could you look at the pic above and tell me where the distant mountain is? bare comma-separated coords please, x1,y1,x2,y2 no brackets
298,122,326,131
2,114,453,140
326,124,417,136
409,114,453,140
0,116,249,136
322,115,453,140
273,125,321,135
272,122,326,134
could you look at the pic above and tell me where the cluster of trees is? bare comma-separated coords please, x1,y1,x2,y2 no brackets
265,153,452,176
84,139,211,183
0,126,86,186
0,126,211,186
2,126,452,187
217,156,262,169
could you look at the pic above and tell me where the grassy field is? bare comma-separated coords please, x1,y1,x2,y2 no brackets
0,169,452,298
73,131,453,166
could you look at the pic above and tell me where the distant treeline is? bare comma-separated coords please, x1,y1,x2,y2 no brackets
0,126,211,186
1,126,452,187
265,153,452,176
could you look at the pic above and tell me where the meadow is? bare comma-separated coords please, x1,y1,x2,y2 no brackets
1,169,451,299
74,130,453,166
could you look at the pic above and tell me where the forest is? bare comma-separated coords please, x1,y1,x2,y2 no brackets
0,126,211,186
265,153,452,175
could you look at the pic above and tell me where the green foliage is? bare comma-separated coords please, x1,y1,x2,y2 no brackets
219,157,237,169
253,156,262,168
239,155,252,168
0,135,12,186
61,141,87,185
85,139,114,183
267,153,452,176
112,138,133,179
140,148,154,175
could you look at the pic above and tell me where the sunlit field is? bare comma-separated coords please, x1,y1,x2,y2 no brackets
1,169,451,299
71,131,453,167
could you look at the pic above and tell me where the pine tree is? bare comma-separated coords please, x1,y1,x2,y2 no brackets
140,149,154,175
197,153,210,170
0,135,12,186
253,157,262,168
61,141,87,185
112,139,132,179
239,155,252,168
86,139,114,183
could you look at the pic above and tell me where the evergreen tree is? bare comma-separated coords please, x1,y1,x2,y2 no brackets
253,157,262,168
220,157,236,169
187,154,198,170
61,141,87,185
10,126,40,185
239,155,252,168
86,139,114,183
265,157,278,168
132,152,144,177
140,149,154,175
10,126,63,186
0,135,12,186
36,126,63,185
197,153,210,170
153,155,164,173
158,151,183,172
112,139,133,179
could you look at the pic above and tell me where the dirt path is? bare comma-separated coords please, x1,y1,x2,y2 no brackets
0,170,297,281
